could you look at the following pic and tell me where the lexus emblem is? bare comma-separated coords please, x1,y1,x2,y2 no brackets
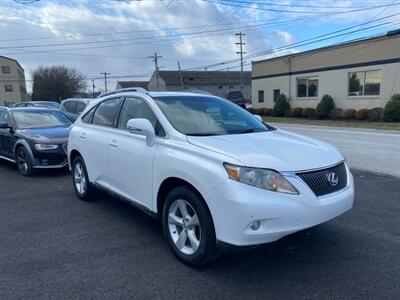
327,172,339,187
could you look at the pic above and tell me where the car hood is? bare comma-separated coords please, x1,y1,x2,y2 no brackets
186,129,343,172
16,126,70,144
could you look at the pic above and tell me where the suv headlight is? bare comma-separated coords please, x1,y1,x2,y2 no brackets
224,163,299,195
34,144,59,151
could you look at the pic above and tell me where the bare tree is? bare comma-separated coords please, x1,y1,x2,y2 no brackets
31,66,86,101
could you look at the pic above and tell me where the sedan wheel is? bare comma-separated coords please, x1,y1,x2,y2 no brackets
16,147,34,176
168,199,201,255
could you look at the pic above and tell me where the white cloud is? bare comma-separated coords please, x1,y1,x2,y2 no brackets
0,0,398,93
274,30,294,44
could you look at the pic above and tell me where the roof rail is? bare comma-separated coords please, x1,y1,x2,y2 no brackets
99,87,148,98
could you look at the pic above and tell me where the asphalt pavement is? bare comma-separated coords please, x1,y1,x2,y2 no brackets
270,123,400,178
0,161,399,299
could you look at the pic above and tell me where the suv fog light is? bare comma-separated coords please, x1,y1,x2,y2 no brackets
250,220,260,230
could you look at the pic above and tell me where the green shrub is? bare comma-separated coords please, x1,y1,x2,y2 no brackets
303,107,315,118
273,93,290,117
383,94,400,122
257,108,273,116
265,108,273,116
316,94,335,119
290,107,303,118
342,109,356,119
367,107,383,122
355,108,369,120
330,108,343,120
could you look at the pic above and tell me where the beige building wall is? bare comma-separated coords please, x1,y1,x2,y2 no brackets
0,56,28,106
252,34,400,109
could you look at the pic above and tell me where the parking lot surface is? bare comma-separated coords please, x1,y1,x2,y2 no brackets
270,123,400,177
0,161,399,299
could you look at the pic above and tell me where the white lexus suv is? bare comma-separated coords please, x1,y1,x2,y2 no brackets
68,92,354,266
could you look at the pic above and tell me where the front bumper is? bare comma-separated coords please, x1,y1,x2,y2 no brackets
205,169,354,246
31,144,68,169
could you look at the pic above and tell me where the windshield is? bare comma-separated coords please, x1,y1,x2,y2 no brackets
13,111,72,129
154,96,270,136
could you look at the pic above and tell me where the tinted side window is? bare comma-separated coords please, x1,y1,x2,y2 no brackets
76,102,86,114
0,111,12,126
82,106,96,123
117,97,165,136
92,98,122,127
67,102,78,114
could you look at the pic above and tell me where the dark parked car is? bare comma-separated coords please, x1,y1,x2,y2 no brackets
14,101,60,109
60,98,93,121
0,107,72,176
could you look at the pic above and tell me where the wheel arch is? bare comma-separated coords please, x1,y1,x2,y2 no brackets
14,139,35,162
156,177,212,220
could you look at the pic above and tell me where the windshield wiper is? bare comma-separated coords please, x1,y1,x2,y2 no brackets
187,132,221,136
232,128,265,134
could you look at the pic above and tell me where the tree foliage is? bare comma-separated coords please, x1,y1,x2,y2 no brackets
31,66,86,101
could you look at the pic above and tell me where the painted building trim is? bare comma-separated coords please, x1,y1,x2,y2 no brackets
252,57,400,80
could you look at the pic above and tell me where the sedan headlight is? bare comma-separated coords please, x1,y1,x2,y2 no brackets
34,144,59,151
224,163,299,195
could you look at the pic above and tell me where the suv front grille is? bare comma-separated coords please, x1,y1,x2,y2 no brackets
296,162,347,197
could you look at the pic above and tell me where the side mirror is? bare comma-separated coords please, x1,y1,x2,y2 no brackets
253,115,263,122
126,118,156,146
0,122,12,129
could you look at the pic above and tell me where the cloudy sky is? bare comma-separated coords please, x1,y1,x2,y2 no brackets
1,0,399,93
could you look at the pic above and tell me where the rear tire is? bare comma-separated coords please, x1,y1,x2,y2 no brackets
162,186,220,267
16,146,35,176
72,156,97,201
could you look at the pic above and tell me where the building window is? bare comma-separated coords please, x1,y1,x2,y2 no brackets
1,66,11,74
258,90,264,103
348,70,380,96
297,77,318,97
273,89,280,102
4,84,13,92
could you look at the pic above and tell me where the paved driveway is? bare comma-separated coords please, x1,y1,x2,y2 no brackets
270,123,400,177
0,162,399,299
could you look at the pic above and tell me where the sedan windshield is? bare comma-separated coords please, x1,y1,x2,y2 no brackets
13,111,72,129
154,96,270,136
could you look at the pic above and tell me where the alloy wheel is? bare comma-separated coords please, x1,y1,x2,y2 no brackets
17,149,28,173
74,162,87,195
168,199,201,255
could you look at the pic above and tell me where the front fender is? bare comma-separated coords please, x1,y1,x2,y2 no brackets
14,139,35,165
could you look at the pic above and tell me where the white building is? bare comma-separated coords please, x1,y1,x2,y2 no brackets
252,30,400,110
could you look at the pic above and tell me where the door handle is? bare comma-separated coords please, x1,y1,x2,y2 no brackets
79,133,87,140
108,139,118,148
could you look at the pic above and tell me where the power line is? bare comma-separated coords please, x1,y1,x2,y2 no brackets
184,13,400,71
200,0,400,14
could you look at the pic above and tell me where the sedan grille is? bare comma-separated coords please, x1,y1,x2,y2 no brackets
296,162,347,197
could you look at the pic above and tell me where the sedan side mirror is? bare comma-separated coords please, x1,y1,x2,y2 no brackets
0,122,12,129
126,118,156,146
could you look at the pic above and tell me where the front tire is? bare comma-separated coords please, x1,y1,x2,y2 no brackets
16,146,35,176
162,186,220,267
72,156,97,201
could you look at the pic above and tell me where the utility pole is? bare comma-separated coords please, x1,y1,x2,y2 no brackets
100,72,110,92
92,79,95,98
178,61,185,89
148,52,162,91
235,32,246,93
